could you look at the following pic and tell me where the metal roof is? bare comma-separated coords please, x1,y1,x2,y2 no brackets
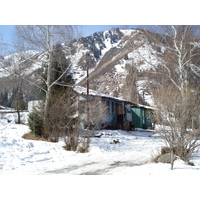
75,86,157,110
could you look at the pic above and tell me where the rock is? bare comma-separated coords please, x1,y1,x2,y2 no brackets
157,153,176,163
110,139,120,144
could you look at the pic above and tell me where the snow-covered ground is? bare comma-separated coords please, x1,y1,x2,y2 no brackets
0,116,200,199
1,118,200,175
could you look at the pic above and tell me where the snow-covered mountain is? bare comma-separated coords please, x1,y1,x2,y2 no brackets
63,28,164,105
0,28,200,107
0,50,39,77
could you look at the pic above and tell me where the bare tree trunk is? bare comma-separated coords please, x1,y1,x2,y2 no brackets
170,149,174,170
43,88,51,138
43,50,53,138
16,109,21,124
170,132,174,170
85,53,91,130
86,61,90,129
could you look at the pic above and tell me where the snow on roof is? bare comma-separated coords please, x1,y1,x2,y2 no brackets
0,105,15,111
75,85,129,102
136,103,158,111
74,86,157,110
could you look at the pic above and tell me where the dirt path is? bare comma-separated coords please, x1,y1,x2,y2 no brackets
45,159,147,175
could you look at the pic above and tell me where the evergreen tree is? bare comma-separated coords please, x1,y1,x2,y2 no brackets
28,43,78,144
44,44,78,142
0,91,8,106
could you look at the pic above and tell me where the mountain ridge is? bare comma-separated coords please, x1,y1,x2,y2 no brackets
0,27,200,108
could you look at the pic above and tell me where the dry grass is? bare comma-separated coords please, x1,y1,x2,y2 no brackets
151,154,160,163
22,132,50,142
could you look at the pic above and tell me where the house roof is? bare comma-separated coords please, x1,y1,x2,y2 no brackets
75,85,130,102
74,86,157,110
0,105,5,110
0,105,16,112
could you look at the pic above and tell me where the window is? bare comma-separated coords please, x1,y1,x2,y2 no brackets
112,102,115,114
127,104,131,112
116,103,119,115
119,103,123,114
106,100,110,114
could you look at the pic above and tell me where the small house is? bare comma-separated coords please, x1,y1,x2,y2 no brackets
75,86,156,130
75,86,127,129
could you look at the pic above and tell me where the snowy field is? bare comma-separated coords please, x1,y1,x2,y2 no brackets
0,117,200,199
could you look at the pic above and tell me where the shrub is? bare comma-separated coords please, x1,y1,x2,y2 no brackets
78,137,90,153
64,134,79,151
28,109,43,137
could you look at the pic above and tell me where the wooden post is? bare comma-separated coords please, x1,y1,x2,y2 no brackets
86,53,90,129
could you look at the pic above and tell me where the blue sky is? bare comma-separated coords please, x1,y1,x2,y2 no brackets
0,25,137,55
81,25,136,36
0,25,137,44
0,25,15,43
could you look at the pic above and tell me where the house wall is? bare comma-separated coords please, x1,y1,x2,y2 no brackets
131,107,143,129
130,107,154,129
143,109,153,129
78,95,126,130
126,105,132,122
78,92,155,130
100,98,124,129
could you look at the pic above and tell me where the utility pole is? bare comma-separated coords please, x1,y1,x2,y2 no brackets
86,53,90,129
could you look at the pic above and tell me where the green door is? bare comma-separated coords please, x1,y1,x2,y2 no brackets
131,107,143,128
143,109,153,129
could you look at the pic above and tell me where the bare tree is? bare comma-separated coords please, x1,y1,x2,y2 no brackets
140,26,200,94
0,48,44,124
15,25,81,138
134,26,200,168
78,95,108,153
46,87,79,144
12,79,26,124
154,84,200,169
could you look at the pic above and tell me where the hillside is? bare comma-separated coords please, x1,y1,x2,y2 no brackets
63,28,163,105
0,28,200,107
